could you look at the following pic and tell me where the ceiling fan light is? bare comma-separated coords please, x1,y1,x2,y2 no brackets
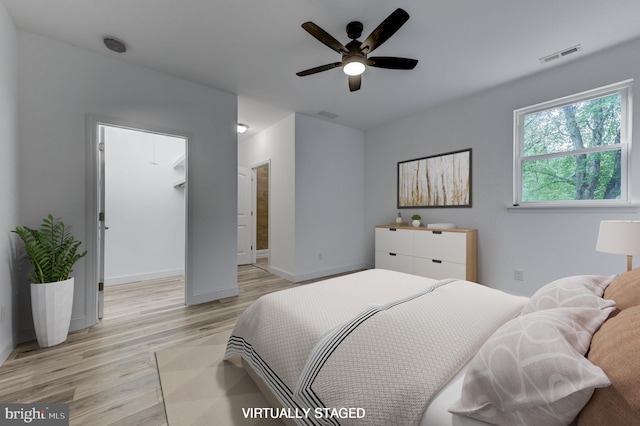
343,61,365,76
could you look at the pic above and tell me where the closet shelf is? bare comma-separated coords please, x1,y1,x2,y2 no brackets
172,154,185,168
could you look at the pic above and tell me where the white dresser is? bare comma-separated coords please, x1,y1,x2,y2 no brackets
375,225,478,282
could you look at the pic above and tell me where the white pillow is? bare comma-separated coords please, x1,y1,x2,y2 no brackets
449,305,615,426
520,275,615,315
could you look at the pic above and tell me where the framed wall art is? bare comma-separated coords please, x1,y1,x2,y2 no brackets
397,148,472,208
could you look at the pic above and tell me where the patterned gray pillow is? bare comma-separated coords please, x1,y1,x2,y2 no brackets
520,275,615,315
449,305,615,426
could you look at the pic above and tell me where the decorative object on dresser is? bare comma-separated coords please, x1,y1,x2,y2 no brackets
375,225,477,282
398,148,472,208
595,220,640,271
411,214,422,227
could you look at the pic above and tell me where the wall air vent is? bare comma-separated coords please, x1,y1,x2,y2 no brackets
539,44,582,64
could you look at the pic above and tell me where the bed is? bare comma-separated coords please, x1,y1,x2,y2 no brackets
224,268,640,426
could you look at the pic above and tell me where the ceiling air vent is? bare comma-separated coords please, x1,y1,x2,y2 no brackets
539,44,581,64
317,110,339,119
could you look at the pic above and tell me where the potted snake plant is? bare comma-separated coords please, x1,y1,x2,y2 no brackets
13,214,87,347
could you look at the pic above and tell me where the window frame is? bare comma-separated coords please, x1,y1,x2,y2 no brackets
513,79,633,207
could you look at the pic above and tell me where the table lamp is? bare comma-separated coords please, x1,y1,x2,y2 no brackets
596,220,640,271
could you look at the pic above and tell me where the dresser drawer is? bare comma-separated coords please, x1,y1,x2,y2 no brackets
375,251,413,274
375,226,477,282
413,230,466,264
375,227,413,256
413,257,467,281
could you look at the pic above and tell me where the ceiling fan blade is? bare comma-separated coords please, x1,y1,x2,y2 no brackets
348,74,361,92
367,56,418,70
301,22,349,54
360,8,410,54
296,62,342,77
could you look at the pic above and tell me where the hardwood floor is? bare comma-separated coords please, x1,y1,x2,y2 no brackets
0,265,346,425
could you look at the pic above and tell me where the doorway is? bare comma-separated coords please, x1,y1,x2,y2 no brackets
97,123,187,318
254,164,269,269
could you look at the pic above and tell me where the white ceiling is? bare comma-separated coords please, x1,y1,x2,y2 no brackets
4,0,640,140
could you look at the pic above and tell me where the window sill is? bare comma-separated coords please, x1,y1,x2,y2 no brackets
507,204,640,213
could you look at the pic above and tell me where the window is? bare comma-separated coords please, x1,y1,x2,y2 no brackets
514,80,632,206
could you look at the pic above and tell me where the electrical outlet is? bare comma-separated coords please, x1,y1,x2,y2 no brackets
0,305,5,324
318,253,323,261
514,269,524,281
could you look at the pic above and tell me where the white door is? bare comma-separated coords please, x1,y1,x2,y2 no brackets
237,167,252,264
97,126,106,318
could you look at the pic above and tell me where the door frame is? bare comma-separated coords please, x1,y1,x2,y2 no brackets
237,166,252,265
85,114,190,326
251,160,271,266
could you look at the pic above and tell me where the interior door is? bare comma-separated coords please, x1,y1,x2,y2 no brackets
97,125,106,318
237,167,252,264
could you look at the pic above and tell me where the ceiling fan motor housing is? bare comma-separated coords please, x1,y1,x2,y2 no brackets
346,21,363,40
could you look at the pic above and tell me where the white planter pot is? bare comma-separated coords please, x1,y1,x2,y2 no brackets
412,220,421,227
30,277,74,347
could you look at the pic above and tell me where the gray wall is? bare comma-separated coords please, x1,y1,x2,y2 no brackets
364,38,640,296
0,3,19,364
295,113,366,280
15,31,237,342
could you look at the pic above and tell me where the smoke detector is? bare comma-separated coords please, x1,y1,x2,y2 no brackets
103,37,127,53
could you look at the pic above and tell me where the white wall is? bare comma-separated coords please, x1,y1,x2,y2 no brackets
16,31,237,342
104,126,186,285
294,114,366,281
238,113,366,282
238,114,296,278
0,2,19,365
364,37,640,296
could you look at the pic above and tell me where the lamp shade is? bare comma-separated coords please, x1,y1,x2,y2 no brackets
596,220,640,256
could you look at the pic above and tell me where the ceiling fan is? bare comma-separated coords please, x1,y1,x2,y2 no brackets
296,8,418,92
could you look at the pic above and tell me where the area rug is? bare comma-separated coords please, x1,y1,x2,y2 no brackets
156,330,281,425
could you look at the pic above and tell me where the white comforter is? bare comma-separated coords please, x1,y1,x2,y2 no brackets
225,269,527,425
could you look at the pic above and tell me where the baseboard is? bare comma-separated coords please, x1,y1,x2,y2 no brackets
186,286,239,305
266,264,369,283
268,265,294,282
16,326,34,345
0,340,14,367
70,316,88,332
105,269,184,286
15,314,88,346
292,263,369,283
